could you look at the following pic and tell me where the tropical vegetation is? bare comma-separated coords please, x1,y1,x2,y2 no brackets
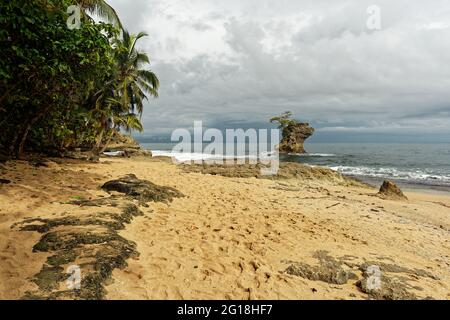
0,0,159,159
270,111,299,129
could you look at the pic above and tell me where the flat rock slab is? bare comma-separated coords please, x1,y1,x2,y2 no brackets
101,174,184,203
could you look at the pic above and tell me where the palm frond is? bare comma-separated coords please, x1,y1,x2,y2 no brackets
80,0,122,28
138,70,160,91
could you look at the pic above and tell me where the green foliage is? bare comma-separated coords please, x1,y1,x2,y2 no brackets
270,111,299,129
0,0,158,158
89,29,159,154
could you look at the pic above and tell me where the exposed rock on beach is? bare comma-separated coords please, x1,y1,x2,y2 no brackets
103,132,152,157
8,173,183,299
378,180,408,200
181,161,366,187
101,174,184,204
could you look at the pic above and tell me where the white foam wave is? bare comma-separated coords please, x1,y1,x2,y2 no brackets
289,153,336,157
151,150,275,163
330,165,450,184
103,151,124,156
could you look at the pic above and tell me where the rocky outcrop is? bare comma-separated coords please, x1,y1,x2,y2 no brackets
101,174,184,203
356,262,438,300
285,251,357,285
181,162,367,187
15,202,143,300
278,123,315,154
378,180,407,200
14,175,183,300
104,131,151,157
62,132,150,161
284,250,438,300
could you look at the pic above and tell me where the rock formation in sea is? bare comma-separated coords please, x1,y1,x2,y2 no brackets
278,122,315,154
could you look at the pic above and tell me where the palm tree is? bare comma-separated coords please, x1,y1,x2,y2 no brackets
90,30,159,155
115,30,160,113
90,101,144,154
77,0,122,27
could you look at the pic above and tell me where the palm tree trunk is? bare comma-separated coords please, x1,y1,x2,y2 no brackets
92,122,108,156
92,128,104,155
17,123,33,159
99,131,114,154
16,105,52,158
9,130,20,158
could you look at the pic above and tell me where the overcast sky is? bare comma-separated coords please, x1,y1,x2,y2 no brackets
109,0,450,142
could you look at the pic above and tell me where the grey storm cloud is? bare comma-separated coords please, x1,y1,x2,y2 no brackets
108,0,450,140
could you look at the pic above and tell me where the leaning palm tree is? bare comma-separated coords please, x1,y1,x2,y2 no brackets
90,30,159,155
77,0,122,27
114,30,160,114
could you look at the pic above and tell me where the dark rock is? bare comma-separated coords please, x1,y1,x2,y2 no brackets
378,180,407,200
16,202,143,300
278,123,315,154
284,251,356,285
286,263,350,285
0,179,11,184
17,204,143,234
69,196,121,207
101,174,184,203
31,160,48,168
30,265,66,292
357,264,417,300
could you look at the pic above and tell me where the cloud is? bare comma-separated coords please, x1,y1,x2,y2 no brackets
108,0,450,141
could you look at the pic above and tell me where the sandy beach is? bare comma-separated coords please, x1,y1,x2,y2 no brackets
0,156,449,300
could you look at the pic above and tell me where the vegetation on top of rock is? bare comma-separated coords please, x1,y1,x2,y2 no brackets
270,111,315,154
270,111,299,129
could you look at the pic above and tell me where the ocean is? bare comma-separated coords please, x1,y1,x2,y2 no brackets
139,142,450,192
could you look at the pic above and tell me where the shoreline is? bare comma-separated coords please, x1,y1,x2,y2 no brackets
345,175,450,195
0,156,449,299
148,150,450,194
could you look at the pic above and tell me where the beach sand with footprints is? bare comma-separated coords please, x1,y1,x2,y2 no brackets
0,156,449,300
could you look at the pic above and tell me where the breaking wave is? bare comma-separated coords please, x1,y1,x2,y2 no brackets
330,165,450,186
289,153,336,157
151,150,276,163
